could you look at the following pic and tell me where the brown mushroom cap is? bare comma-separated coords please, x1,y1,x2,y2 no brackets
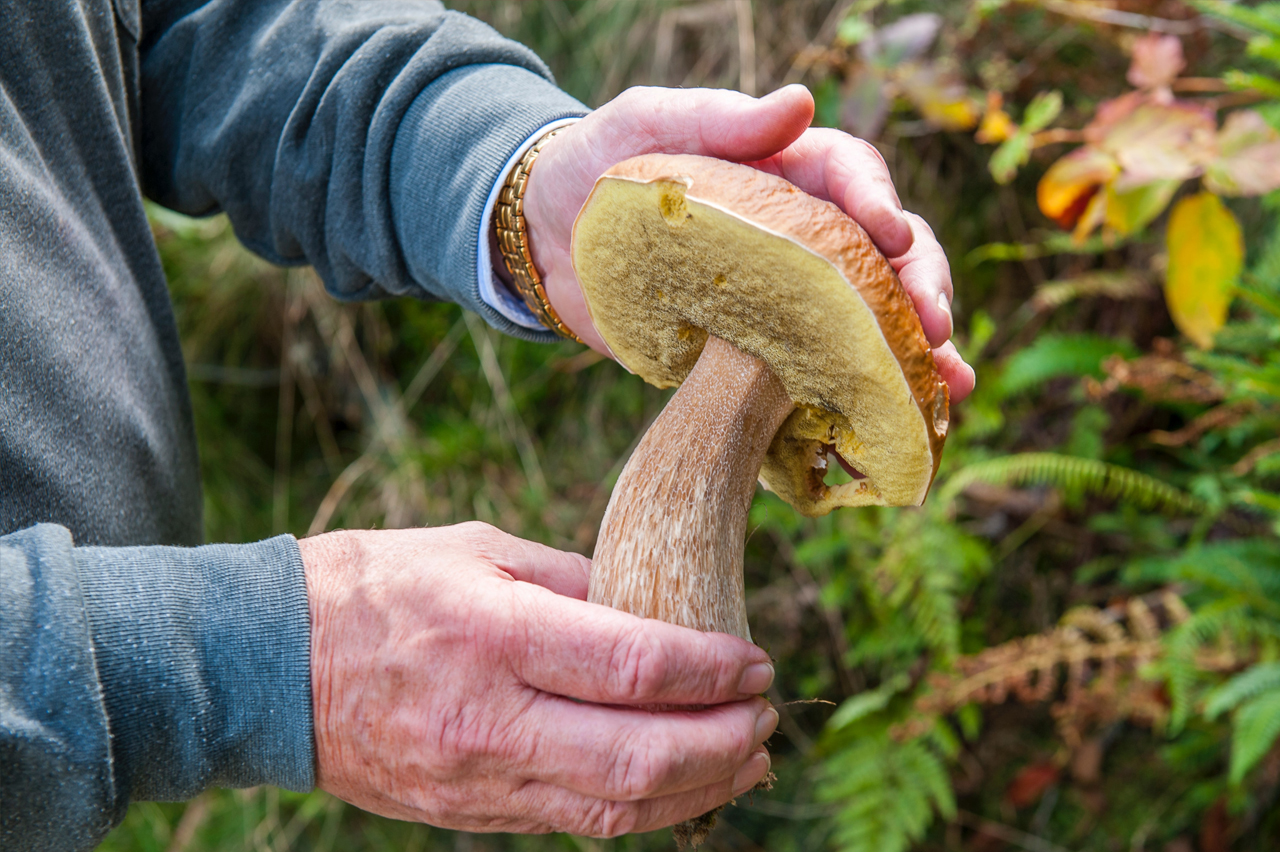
571,153,949,514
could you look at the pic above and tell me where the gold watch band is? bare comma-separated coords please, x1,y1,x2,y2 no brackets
494,129,584,344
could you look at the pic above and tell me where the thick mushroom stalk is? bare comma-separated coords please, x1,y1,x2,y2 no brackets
590,335,795,641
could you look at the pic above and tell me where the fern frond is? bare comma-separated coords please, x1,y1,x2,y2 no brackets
940,453,1204,514
997,334,1137,398
819,731,954,852
1229,689,1280,784
1206,662,1280,718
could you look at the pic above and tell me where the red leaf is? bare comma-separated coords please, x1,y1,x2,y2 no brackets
1003,761,1060,808
1101,102,1216,189
1127,33,1185,90
1205,110,1280,197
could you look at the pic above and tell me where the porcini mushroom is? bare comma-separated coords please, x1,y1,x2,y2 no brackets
571,154,949,844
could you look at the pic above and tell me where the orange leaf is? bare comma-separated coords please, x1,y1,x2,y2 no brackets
1037,146,1119,228
1165,193,1243,350
1205,110,1280,196
1127,33,1185,90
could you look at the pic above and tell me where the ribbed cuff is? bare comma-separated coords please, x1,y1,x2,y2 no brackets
75,535,314,803
390,62,589,343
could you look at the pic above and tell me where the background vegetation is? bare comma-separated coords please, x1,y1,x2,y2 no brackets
101,1,1280,850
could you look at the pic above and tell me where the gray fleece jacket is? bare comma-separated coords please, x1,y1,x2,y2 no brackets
0,1,587,849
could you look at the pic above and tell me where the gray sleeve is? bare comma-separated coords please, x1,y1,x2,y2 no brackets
0,525,313,852
138,0,589,341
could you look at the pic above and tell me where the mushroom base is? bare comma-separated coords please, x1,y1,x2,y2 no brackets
590,334,795,641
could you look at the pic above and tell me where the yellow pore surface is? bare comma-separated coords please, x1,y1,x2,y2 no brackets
572,175,936,513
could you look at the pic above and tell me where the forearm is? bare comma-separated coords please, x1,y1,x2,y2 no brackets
139,0,587,330
0,525,313,852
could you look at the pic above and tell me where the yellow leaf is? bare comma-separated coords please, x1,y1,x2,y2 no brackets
897,63,980,131
1165,193,1243,350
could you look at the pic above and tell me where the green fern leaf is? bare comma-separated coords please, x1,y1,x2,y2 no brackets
1207,663,1280,719
997,334,1137,398
819,732,954,852
940,453,1204,514
1229,689,1280,784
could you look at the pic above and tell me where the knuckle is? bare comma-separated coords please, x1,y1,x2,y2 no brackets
607,734,666,799
607,625,668,702
583,800,640,838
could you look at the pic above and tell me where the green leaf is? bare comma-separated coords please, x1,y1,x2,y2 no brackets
826,674,912,731
965,233,1111,266
1206,662,1280,718
1104,178,1179,237
1229,689,1280,784
1166,192,1244,350
1022,90,1064,132
1224,70,1280,98
1193,1,1280,39
989,131,1032,184
997,333,1136,397
837,14,874,46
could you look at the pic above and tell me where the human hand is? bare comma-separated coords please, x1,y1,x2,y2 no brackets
301,522,778,836
522,85,975,402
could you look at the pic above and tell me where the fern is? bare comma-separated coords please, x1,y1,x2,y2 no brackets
940,453,1204,514
1206,662,1280,718
854,507,991,665
1227,689,1280,784
818,725,956,852
997,333,1138,398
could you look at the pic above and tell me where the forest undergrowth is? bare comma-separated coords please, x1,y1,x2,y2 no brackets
101,2,1280,851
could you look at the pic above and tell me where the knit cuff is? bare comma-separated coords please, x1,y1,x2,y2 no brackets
390,62,589,343
75,535,314,803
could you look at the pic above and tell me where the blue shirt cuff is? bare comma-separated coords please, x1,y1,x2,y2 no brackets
476,117,582,330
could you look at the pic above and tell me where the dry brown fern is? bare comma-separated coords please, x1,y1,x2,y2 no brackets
910,591,1194,750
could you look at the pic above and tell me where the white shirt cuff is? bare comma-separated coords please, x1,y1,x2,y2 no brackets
477,117,583,330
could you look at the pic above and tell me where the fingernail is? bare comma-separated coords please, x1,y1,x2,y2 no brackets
732,751,771,797
937,292,954,339
755,706,779,744
738,662,774,695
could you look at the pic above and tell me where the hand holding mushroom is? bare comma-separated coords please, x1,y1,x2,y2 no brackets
522,84,975,403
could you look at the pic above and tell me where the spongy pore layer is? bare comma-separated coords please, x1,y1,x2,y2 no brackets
572,154,949,513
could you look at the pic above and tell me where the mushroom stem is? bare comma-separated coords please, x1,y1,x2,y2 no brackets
590,334,795,642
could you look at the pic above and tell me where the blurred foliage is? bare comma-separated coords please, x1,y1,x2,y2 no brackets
102,1,1280,851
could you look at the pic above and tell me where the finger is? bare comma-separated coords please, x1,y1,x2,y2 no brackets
888,212,954,348
749,127,913,257
512,693,776,800
933,341,975,403
607,84,814,164
506,583,774,705
510,749,771,837
452,521,591,600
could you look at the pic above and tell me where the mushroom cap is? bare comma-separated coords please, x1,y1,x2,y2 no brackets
571,154,949,514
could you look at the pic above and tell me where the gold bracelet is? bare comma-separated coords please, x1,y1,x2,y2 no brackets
494,130,584,344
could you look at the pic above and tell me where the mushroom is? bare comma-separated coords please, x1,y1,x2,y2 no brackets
570,154,949,844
